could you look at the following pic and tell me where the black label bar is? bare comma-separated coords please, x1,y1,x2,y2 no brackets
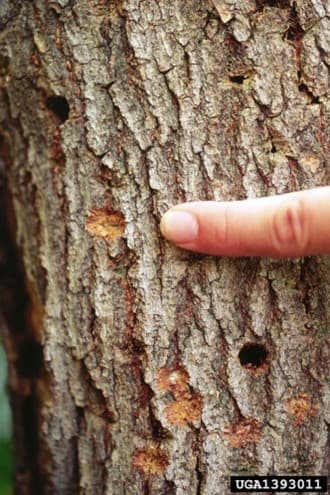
230,476,328,492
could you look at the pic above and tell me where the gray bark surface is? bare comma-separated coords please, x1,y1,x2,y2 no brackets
0,0,329,494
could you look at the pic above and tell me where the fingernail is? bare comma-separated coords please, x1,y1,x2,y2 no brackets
160,210,199,244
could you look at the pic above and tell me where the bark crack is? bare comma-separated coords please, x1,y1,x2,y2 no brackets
0,151,48,494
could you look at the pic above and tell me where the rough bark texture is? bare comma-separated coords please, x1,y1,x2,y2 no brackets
0,0,330,494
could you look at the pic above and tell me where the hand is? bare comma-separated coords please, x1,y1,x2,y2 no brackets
160,187,330,257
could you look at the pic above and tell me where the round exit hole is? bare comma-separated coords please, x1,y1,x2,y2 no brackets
238,342,268,369
46,95,70,122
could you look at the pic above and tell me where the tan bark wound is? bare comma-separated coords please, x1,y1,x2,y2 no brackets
86,208,125,242
133,445,168,476
300,153,320,173
224,418,262,448
285,393,319,426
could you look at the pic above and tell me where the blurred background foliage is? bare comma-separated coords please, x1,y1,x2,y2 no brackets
0,344,12,495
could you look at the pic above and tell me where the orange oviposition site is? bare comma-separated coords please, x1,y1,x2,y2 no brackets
133,445,168,476
164,395,203,426
224,417,262,448
285,393,318,426
156,366,190,399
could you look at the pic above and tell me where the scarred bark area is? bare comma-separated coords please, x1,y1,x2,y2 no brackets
0,1,329,494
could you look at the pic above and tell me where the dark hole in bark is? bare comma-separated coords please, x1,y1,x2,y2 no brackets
46,95,70,122
17,341,43,378
286,5,304,41
238,343,268,368
149,400,172,440
271,143,277,153
229,75,246,84
298,83,320,104
163,480,176,494
256,0,290,8
76,406,85,419
131,337,146,355
0,54,10,75
286,24,304,41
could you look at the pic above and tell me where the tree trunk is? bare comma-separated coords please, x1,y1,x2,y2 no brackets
0,1,329,494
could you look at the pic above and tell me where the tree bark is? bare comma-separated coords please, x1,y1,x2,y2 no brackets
0,0,329,494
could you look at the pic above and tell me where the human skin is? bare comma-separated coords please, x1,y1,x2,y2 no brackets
160,187,330,257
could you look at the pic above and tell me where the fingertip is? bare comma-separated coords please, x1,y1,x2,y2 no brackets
160,210,199,244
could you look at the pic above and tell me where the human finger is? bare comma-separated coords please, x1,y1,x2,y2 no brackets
160,187,330,257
